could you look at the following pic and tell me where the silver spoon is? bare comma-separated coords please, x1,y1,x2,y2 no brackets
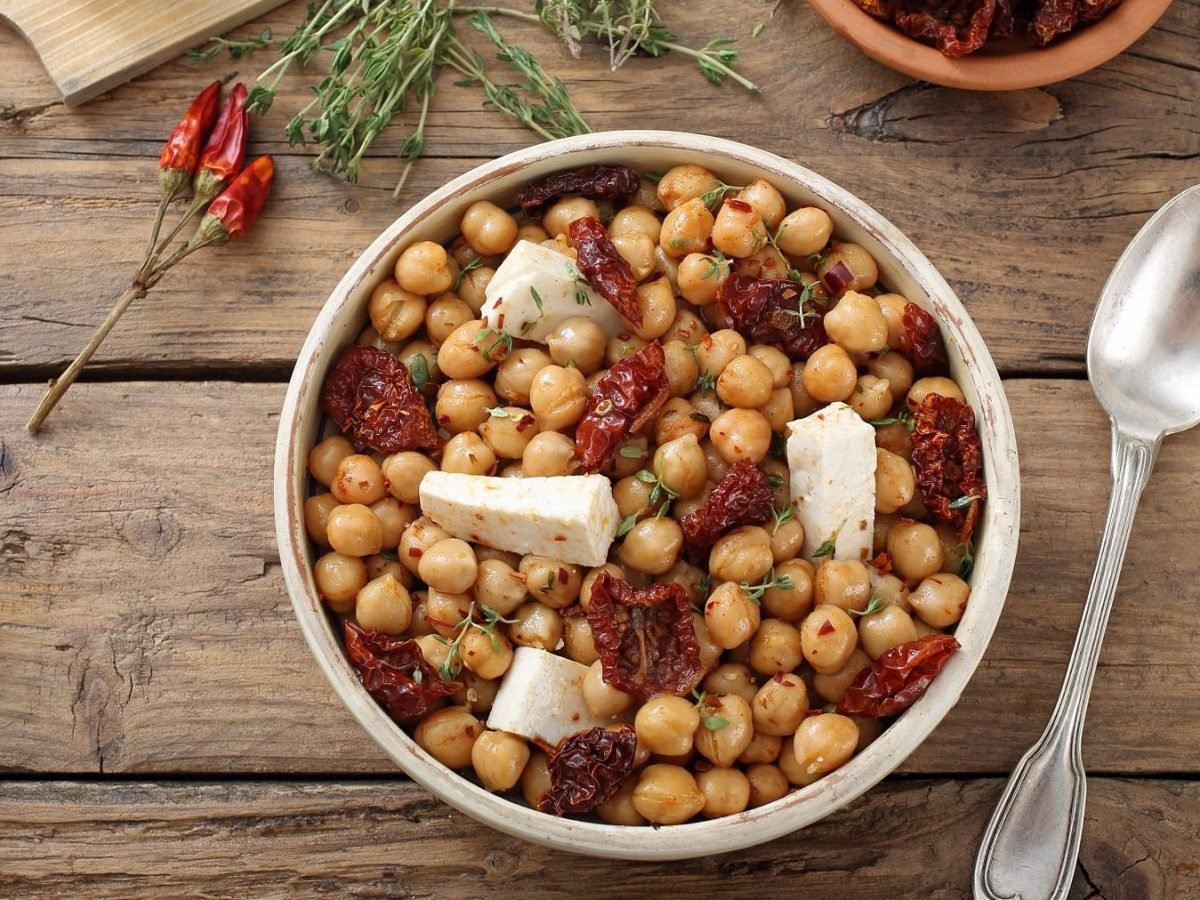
975,184,1200,900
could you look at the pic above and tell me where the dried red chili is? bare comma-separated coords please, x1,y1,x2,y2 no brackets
585,572,702,701
1031,0,1120,45
679,458,774,553
158,80,221,200
569,216,642,326
343,621,460,723
194,82,249,205
321,345,444,454
718,275,829,361
538,725,639,817
575,341,668,472
903,302,946,372
837,634,959,717
516,165,640,213
911,393,986,541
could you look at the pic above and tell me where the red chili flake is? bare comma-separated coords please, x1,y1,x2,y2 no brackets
575,342,669,472
717,275,830,361
869,552,894,575
837,634,960,718
818,619,835,636
538,725,639,817
343,621,460,723
569,216,642,326
903,303,947,371
516,165,640,213
679,458,773,553
585,572,702,701
557,567,569,584
725,198,753,213
321,345,443,455
821,261,855,296
515,414,536,433
911,393,986,541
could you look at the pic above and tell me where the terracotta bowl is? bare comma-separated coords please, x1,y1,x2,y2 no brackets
274,131,1021,860
807,0,1174,90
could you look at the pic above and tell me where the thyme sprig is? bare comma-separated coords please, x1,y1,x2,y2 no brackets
434,602,515,680
741,567,794,602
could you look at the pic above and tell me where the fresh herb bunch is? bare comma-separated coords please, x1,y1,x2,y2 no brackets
194,0,756,195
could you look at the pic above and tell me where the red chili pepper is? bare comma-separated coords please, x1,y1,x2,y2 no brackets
190,156,274,247
158,81,221,200
193,83,249,205
837,634,960,718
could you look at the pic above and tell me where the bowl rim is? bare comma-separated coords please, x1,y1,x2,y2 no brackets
274,130,1021,860
806,0,1173,91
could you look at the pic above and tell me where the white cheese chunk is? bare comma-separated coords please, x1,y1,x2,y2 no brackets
487,647,622,746
786,402,877,562
418,472,618,567
480,240,625,343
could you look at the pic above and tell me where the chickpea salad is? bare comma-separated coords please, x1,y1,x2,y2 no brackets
303,162,987,825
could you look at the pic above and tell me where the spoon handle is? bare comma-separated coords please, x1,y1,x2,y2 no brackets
974,428,1159,900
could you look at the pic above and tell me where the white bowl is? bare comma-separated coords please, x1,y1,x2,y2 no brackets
274,131,1020,860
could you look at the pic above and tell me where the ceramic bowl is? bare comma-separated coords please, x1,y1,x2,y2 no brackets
274,131,1020,860
807,0,1173,91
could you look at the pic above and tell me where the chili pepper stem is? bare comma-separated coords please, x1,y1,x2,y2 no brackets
151,195,207,261
139,193,176,280
26,283,147,435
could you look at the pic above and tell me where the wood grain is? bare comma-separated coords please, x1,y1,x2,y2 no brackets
1,0,1197,377
2,379,1198,776
0,777,1194,898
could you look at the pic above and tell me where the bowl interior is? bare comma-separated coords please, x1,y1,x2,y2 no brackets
274,131,1020,860
807,0,1174,90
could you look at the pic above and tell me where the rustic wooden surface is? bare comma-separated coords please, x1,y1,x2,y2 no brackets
2,0,1199,895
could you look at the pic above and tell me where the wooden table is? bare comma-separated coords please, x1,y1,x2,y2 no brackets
2,1,1198,895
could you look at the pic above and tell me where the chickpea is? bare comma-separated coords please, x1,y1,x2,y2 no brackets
689,388,723,425
514,557,579,610
395,241,453,296
700,439,730,485
628,276,676,341
596,778,648,826
823,290,888,355
324,503,383,557
907,376,965,412
703,663,759,704
636,696,701,756
524,366,585,434
545,316,607,374
749,619,805,676
818,242,878,295
460,200,518,256
738,732,783,765
516,223,549,245
888,520,944,582
580,659,633,717
802,344,858,403
790,370,822,418
414,707,483,769
618,517,683,576
751,672,809,736
609,205,662,242
562,615,600,666
605,333,649,368
654,560,705,610
709,526,774,585
331,454,386,505
704,582,761,650
424,588,473,640
873,293,908,348
354,573,413,634
814,559,872,613
521,751,552,807
656,165,721,210
308,435,354,487
859,603,920,660
812,649,873,704
438,320,501,379
910,573,970,627
414,631,450,668
507,601,563,651
741,764,787,808
470,730,529,792
748,344,792,389
457,265,494,315
371,498,417,550
633,764,705,825
848,374,894,421
677,252,728,306
435,378,496,435
762,559,814,621
874,448,917,515
868,352,914,402
367,280,425,343
460,625,514,679
449,670,497,718
657,339,699,398
737,179,786,230
760,456,790,509
314,551,368,613
760,387,795,434
695,329,746,378
652,434,708,500
355,324,401,353
518,431,575,477
875,423,913,463
472,559,527,617
715,354,774,409
694,694,754,766
543,196,601,238
494,347,552,405
654,398,708,446
611,231,657,282
378,455,433,509
304,492,339,547
776,206,834,258
801,605,859,675
792,713,859,783
710,408,773,464
478,408,538,460
660,197,714,258
398,517,451,576
441,432,497,476
612,474,655,521
914,618,944,638
417,538,478,594
711,198,767,259
580,563,626,612
698,767,752,818
935,523,971,575
770,517,805,565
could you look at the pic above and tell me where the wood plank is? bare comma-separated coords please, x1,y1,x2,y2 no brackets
0,777,1194,897
1,1,1197,377
2,378,1199,776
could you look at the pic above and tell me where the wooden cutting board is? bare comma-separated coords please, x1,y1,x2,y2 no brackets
0,0,288,106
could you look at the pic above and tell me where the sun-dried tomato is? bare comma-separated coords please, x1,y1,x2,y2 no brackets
911,393,987,541
569,216,642,326
515,165,640,214
903,302,946,372
575,341,668,472
679,458,774,553
585,572,702,701
718,275,829,361
343,621,460,723
857,0,996,56
838,634,959,717
1031,0,1121,44
321,345,442,454
538,725,639,817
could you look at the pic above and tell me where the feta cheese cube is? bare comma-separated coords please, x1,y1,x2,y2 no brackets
480,240,625,343
418,472,619,567
786,402,877,562
487,647,622,746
